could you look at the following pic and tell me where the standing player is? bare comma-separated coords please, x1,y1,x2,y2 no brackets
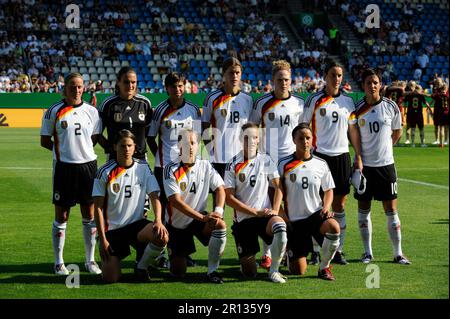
302,61,362,265
147,72,201,266
98,66,152,161
40,73,102,275
163,129,227,283
403,82,432,147
278,123,340,281
350,68,410,265
224,123,288,283
93,130,168,283
201,57,253,182
250,59,304,269
430,78,449,147
383,80,407,144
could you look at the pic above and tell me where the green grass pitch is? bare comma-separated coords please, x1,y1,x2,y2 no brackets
0,127,448,299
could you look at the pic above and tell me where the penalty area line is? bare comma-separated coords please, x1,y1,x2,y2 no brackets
398,178,449,190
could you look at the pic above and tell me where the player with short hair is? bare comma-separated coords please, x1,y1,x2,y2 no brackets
350,68,410,265
403,81,432,147
224,123,288,283
98,66,152,161
278,123,340,281
250,59,304,269
40,73,102,275
93,130,168,283
302,61,362,265
201,57,253,180
430,78,449,147
147,72,201,267
147,72,201,210
163,129,227,283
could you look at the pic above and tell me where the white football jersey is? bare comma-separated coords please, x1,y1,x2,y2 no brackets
148,99,201,168
202,89,253,163
251,92,304,162
303,90,356,156
349,97,401,167
40,100,102,163
224,152,280,222
278,154,335,221
163,159,224,229
92,159,160,231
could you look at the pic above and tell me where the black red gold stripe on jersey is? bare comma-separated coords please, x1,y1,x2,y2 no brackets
234,159,249,175
174,164,191,183
311,95,333,149
283,159,303,176
107,165,126,185
350,102,373,121
261,98,282,127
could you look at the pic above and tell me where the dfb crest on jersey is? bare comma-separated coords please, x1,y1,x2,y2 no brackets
112,183,120,193
239,173,246,182
320,108,326,116
60,121,68,129
290,173,296,182
180,182,187,192
165,120,172,128
359,119,366,127
268,112,275,121
220,109,228,117
114,112,122,122
138,112,145,121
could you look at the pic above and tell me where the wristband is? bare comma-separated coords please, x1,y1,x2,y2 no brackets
214,206,224,217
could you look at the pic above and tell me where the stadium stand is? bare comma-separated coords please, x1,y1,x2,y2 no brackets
0,0,448,94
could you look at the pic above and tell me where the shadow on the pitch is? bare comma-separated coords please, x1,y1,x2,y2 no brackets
430,219,449,225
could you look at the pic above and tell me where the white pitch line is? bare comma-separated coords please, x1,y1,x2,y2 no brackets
398,178,449,190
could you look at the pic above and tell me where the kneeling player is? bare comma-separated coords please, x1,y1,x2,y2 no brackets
163,129,227,284
278,123,340,281
224,123,287,283
93,130,168,283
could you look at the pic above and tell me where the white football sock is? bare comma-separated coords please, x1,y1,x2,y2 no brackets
208,229,226,274
319,233,340,270
269,222,287,273
333,210,346,252
261,240,272,258
358,208,373,256
137,242,165,270
52,221,67,265
82,218,97,263
386,211,403,257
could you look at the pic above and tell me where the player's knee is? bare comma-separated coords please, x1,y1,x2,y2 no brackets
214,219,227,230
240,256,257,278
289,262,307,275
326,219,340,234
170,257,187,278
101,267,121,284
152,234,168,247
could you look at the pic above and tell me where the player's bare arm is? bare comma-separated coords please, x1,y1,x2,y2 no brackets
392,129,403,145
146,135,158,156
348,123,363,170
270,177,283,216
321,189,334,218
168,193,210,222
149,191,167,239
40,135,53,151
93,196,111,261
225,187,259,216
